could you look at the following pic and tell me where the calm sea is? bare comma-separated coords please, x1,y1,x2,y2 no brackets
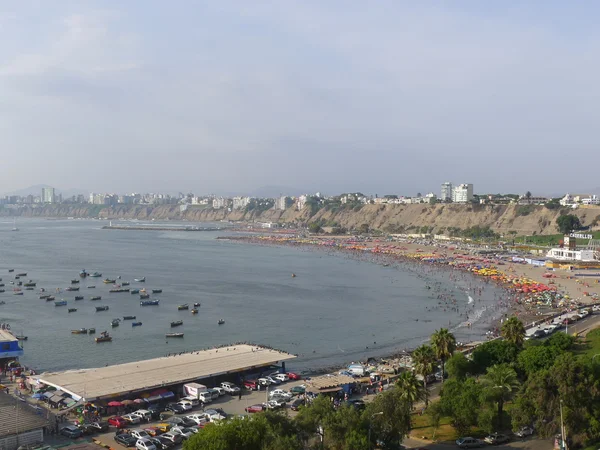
0,218,503,373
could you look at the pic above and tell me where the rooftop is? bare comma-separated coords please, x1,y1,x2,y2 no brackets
36,344,296,401
305,374,357,391
0,392,49,438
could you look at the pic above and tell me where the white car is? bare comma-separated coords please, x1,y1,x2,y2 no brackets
185,414,208,425
176,400,193,411
265,376,281,385
257,378,271,386
220,382,240,394
203,409,227,422
136,438,157,450
212,387,226,396
266,399,285,409
170,426,193,440
160,432,182,444
130,429,151,440
269,389,292,400
132,410,152,422
122,414,141,424
274,373,289,382
514,426,534,438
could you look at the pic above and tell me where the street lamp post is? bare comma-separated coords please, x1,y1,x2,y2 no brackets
560,399,567,450
368,412,383,450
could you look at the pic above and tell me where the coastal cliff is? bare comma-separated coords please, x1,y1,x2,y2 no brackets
2,203,599,235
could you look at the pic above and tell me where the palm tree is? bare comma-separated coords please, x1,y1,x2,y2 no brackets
395,370,424,407
501,316,526,347
431,328,456,383
411,344,436,406
480,364,520,428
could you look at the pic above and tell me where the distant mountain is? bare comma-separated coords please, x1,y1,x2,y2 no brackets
3,184,88,198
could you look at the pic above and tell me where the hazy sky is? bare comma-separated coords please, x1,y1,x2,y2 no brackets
2,1,599,197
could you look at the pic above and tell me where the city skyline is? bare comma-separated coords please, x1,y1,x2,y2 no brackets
2,2,600,194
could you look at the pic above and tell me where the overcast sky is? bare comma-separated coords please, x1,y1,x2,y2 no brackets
2,1,599,197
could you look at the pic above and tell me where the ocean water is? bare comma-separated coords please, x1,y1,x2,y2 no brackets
0,218,503,372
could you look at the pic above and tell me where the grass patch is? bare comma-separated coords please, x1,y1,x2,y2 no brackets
574,328,600,360
411,413,456,441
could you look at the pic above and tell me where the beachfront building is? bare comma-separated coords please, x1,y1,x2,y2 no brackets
41,187,55,204
546,248,596,262
452,184,473,203
440,182,453,201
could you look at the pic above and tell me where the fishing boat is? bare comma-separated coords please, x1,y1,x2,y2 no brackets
140,300,159,306
13,292,23,296
16,335,27,341
68,308,77,313
96,306,109,312
152,289,162,294
79,269,88,278
71,328,87,334
218,319,225,325
140,294,150,299
87,285,96,289
103,278,116,284
193,302,201,307
23,282,36,287
55,300,67,306
178,304,189,310
191,309,199,314
71,279,80,284
8,269,14,272
121,281,130,286
134,277,145,282
109,288,130,293
90,272,102,278
46,296,55,301
111,319,120,327
95,331,112,343
171,320,183,327
132,322,142,327
123,315,136,320
88,328,96,334
74,296,84,300
90,296,102,301
16,273,27,277
130,289,140,294
66,287,80,291
165,333,184,338
25,287,34,290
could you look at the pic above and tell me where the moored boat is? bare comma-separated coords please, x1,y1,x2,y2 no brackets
134,277,145,282
68,308,77,313
193,302,201,307
23,282,36,287
66,287,80,291
79,269,88,278
121,281,130,286
132,321,142,327
171,320,183,327
16,273,27,277
13,292,23,296
8,269,14,272
87,286,96,289
178,304,189,310
46,296,55,301
140,294,150,299
218,319,225,325
152,289,162,294
95,331,112,342
55,300,67,306
71,328,87,334
165,333,184,338
103,278,116,284
88,328,96,334
111,319,120,327
96,305,109,312
71,279,80,284
123,315,136,320
90,296,102,301
75,296,84,300
130,289,140,294
191,309,199,314
140,300,159,306
25,287,34,290
90,272,102,278
109,288,130,293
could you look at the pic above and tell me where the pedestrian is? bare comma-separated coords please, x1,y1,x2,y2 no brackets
238,391,242,401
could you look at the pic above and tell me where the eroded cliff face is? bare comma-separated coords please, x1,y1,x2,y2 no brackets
3,203,599,235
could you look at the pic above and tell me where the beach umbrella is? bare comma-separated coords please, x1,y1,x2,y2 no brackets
133,398,145,404
107,401,123,407
121,399,134,405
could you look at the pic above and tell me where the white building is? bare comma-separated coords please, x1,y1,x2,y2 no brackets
232,196,251,210
440,182,453,201
560,193,598,206
546,248,595,262
582,195,600,205
212,197,228,209
275,196,288,210
41,187,55,204
518,195,549,205
452,184,473,203
297,195,307,210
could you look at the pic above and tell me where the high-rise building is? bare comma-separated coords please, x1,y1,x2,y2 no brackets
452,184,473,203
275,196,288,210
42,187,55,204
440,182,453,201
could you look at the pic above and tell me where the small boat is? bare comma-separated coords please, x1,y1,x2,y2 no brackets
218,319,225,325
109,288,130,293
140,294,150,299
13,292,23,296
90,272,102,278
95,331,112,342
75,296,84,300
291,273,296,278
68,308,77,313
140,300,159,306
16,335,28,341
178,304,189,310
134,277,145,282
55,300,67,306
132,322,142,327
17,281,22,286
66,287,80,291
46,296,55,301
71,279,80,284
111,319,120,327
8,269,14,272
103,278,116,284
171,320,183,327
0,300,5,304
88,328,96,334
14,276,20,280
130,289,140,294
90,296,102,301
25,287,34,291
23,282,36,287
87,285,96,289
71,328,87,334
193,302,201,307
16,273,27,277
152,289,162,294
191,309,199,314
121,281,130,286
79,269,88,278
165,333,184,338
96,306,109,312
0,283,4,287
123,315,137,320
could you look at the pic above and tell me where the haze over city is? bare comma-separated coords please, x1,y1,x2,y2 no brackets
2,1,600,195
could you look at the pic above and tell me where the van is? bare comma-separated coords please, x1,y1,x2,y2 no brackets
347,364,366,377
182,396,200,407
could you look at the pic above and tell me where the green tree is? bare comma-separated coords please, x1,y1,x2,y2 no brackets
308,223,322,233
480,364,520,428
556,214,582,234
358,223,370,234
365,388,412,448
439,378,483,436
501,316,526,348
431,328,456,383
525,191,532,199
517,345,554,377
412,344,436,406
445,352,471,381
426,401,443,440
395,371,424,406
471,340,519,374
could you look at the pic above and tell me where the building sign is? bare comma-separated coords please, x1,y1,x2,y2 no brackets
569,233,593,240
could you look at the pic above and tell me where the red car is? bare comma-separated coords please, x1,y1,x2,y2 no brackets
108,416,128,428
287,372,301,380
243,380,258,390
244,404,265,414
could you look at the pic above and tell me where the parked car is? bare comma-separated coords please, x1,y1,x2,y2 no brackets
212,387,226,396
205,389,220,401
147,403,166,413
532,329,546,339
135,438,157,450
78,424,98,436
514,426,534,438
269,389,292,400
244,380,259,390
290,385,306,395
455,437,483,448
287,372,301,380
257,378,271,386
108,416,129,428
148,437,172,450
155,423,171,433
167,416,197,428
291,398,304,411
114,433,138,447
264,376,281,385
132,410,153,422
143,427,162,437
176,400,193,411
266,399,285,409
484,433,510,445
130,429,151,440
203,408,227,421
60,425,83,439
165,403,186,413
123,413,142,424
346,399,366,411
88,421,109,432
220,382,241,394
185,414,208,425
170,426,193,440
160,432,183,445
245,404,265,413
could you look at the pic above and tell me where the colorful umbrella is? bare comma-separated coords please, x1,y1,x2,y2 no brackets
121,399,134,405
133,399,145,404
107,401,122,407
